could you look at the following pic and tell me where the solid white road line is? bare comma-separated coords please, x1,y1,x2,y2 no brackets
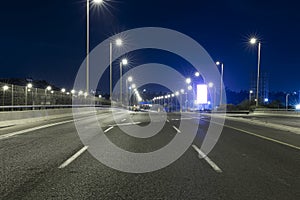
104,126,114,133
58,146,89,169
192,144,223,173
201,118,300,151
0,120,74,140
167,119,170,123
172,126,181,133
121,118,127,122
109,122,142,127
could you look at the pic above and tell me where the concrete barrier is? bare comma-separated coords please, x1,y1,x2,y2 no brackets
0,108,75,122
253,109,300,116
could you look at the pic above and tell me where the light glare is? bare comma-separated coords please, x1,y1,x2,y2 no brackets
186,78,191,84
2,85,9,91
93,0,103,4
250,38,257,44
27,83,33,89
116,38,123,46
122,59,128,65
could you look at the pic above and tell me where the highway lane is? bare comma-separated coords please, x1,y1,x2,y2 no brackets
0,111,299,199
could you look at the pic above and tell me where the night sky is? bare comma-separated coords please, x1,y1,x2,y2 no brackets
0,0,299,92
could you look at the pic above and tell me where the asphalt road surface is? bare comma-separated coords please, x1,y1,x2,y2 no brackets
0,109,299,200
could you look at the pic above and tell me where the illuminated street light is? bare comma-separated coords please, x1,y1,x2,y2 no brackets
264,98,269,103
188,85,193,90
296,104,300,110
122,58,128,65
131,84,136,89
175,91,180,96
250,38,257,44
71,90,76,95
46,86,52,91
127,76,133,82
249,37,261,107
93,0,103,4
116,38,123,46
195,72,200,77
61,88,66,93
186,78,191,84
2,85,9,91
27,83,33,89
180,89,185,94
208,82,214,88
78,90,83,96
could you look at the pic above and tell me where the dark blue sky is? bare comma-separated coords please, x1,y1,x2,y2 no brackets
0,0,299,92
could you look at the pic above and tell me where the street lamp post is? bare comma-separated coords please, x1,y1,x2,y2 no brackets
25,83,33,106
175,91,179,112
208,82,216,110
126,76,132,107
187,85,193,111
45,86,52,106
86,0,104,94
119,58,128,105
2,85,9,110
250,38,261,107
109,38,123,101
180,89,184,112
286,93,290,111
216,61,224,106
249,90,253,104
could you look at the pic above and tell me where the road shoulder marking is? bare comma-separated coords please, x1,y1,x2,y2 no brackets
58,146,89,169
172,126,181,133
202,118,300,151
108,122,142,127
192,144,222,173
0,120,74,140
104,126,114,133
